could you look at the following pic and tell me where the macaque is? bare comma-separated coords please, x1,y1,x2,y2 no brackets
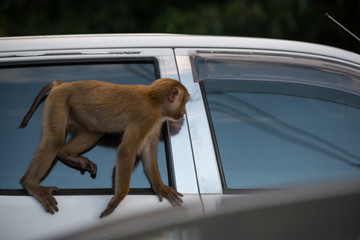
19,78,190,218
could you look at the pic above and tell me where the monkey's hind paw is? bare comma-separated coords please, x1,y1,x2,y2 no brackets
37,186,60,214
77,156,97,179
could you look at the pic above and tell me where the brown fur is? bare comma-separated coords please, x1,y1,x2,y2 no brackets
19,78,190,218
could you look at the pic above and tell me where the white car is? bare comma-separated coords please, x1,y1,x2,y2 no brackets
1,34,360,239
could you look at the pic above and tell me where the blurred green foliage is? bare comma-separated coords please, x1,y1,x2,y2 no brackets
0,0,359,52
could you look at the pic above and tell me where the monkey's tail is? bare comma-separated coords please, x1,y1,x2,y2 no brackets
18,81,64,128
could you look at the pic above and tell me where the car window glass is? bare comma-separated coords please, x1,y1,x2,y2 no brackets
0,62,169,190
199,58,360,190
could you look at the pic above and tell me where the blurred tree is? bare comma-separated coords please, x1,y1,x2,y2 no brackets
0,0,359,52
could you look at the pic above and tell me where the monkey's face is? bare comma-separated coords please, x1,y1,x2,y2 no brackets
165,88,190,121
172,109,186,120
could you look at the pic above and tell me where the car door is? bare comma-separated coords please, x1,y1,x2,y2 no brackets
175,48,360,213
0,48,202,239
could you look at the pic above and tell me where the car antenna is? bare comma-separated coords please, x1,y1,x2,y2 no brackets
325,12,360,42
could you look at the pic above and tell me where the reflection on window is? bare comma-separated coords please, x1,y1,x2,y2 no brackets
202,79,360,189
0,62,169,190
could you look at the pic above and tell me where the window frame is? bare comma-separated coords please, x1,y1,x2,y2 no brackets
0,56,178,196
194,51,360,194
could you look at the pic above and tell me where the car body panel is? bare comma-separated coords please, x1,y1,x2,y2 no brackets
175,51,223,194
0,34,359,65
0,46,202,239
58,178,360,240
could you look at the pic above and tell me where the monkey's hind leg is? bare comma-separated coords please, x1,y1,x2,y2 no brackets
20,143,63,214
58,130,102,178
21,93,69,214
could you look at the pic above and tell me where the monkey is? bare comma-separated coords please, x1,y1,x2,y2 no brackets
18,78,190,218
97,119,185,149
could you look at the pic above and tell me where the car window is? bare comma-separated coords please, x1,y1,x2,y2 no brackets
0,60,170,191
198,55,360,190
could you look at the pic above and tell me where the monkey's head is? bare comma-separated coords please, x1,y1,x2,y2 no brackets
150,78,190,121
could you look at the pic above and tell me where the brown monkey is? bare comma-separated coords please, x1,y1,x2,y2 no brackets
19,78,190,218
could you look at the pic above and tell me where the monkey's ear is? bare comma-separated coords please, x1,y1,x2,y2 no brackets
169,88,179,103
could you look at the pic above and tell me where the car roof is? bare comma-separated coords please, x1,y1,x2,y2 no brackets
0,34,359,64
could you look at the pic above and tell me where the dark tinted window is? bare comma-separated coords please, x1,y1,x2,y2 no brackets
198,56,360,190
0,61,169,190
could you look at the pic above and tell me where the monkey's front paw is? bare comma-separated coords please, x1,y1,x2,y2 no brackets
100,206,115,218
154,185,183,207
100,195,123,218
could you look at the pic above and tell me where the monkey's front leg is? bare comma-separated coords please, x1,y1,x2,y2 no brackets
100,147,136,218
141,138,183,207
